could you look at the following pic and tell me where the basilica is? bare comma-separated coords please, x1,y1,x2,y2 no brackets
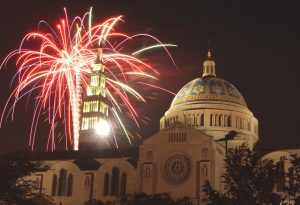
28,50,298,205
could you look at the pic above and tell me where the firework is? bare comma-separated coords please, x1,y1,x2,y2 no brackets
0,8,176,151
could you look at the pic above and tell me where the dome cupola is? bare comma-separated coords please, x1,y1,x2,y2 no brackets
160,50,259,149
202,50,216,77
171,49,247,108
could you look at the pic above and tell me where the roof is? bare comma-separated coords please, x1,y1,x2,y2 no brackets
171,76,247,107
73,159,101,171
32,148,139,171
33,147,139,161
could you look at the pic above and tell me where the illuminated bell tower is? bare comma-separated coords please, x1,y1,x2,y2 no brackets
79,48,109,150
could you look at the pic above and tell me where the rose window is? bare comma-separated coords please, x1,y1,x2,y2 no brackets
163,154,191,183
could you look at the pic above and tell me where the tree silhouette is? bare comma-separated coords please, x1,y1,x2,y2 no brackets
203,145,282,205
119,192,189,205
286,154,300,204
0,151,51,204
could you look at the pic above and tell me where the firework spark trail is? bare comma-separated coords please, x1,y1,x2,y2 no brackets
0,8,177,151
132,44,178,56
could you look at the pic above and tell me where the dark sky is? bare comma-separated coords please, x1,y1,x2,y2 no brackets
0,0,300,154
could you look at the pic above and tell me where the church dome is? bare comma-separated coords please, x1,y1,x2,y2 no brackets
171,76,247,108
160,50,259,149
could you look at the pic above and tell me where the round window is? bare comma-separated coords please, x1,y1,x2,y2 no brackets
163,154,191,184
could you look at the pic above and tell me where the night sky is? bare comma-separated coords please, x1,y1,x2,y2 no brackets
0,0,300,155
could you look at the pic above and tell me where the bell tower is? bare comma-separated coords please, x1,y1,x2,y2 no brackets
79,48,110,150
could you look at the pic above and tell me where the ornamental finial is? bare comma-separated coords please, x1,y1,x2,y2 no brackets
207,39,212,59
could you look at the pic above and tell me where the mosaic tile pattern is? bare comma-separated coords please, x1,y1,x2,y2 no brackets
171,77,247,107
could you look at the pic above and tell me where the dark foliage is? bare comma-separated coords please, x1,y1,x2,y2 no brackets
202,181,234,205
286,154,300,204
14,196,54,205
85,193,189,205
119,192,189,205
203,145,283,205
0,151,50,204
85,199,105,205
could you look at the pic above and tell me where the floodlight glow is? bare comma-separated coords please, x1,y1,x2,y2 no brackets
95,120,110,137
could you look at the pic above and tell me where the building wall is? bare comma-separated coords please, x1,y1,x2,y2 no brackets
27,123,225,205
30,158,136,205
139,122,225,205
94,158,136,203
160,102,259,150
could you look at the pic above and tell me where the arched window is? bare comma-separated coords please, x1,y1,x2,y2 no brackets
224,115,227,127
66,174,73,196
236,117,239,128
215,114,218,126
111,167,120,196
145,167,151,178
85,176,90,187
219,115,223,126
210,114,214,126
240,118,243,129
227,116,231,127
120,173,127,195
200,113,204,126
58,169,67,196
103,173,109,196
35,177,40,188
201,164,208,177
51,174,57,196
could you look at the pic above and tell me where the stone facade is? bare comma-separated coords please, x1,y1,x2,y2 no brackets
138,122,225,202
27,53,267,205
31,121,225,205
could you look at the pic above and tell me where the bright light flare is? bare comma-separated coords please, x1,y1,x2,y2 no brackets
95,120,110,137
